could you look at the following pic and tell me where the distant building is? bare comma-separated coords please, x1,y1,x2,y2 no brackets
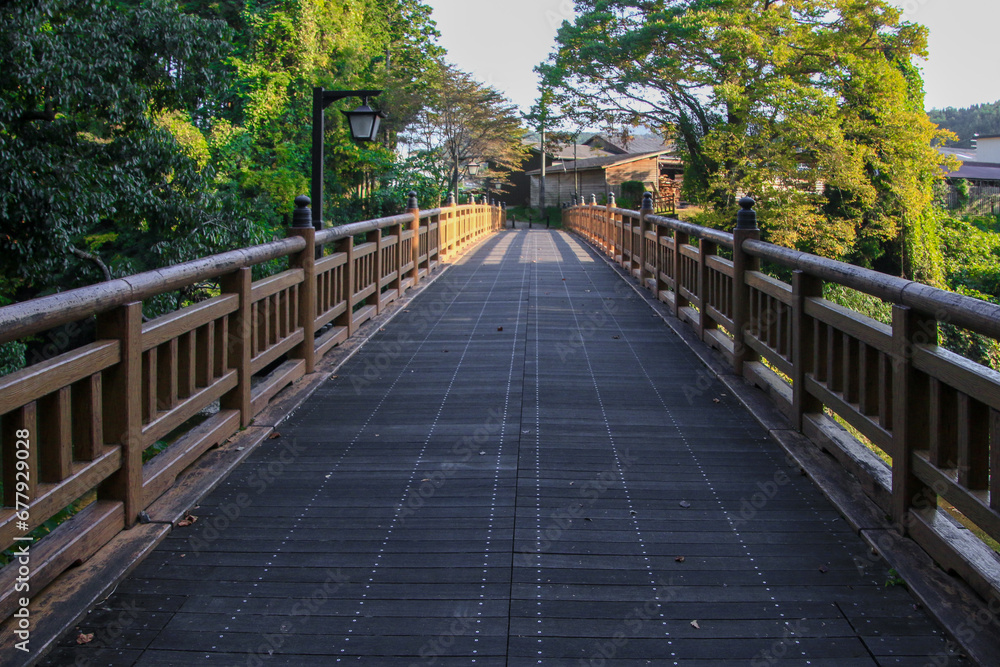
938,137,1000,214
525,150,683,211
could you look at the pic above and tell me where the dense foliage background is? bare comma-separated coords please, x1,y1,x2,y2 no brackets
0,0,525,310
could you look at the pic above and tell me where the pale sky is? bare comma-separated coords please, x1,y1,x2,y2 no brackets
424,0,1000,115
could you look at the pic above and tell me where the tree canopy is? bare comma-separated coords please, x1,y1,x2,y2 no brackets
402,64,528,197
0,0,456,309
538,0,954,279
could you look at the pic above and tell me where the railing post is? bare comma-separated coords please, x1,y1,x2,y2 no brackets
96,301,143,526
220,267,252,427
672,226,689,319
337,233,356,336
791,270,823,431
891,305,935,528
408,191,420,287
288,195,316,373
638,192,653,289
732,196,760,375
697,238,717,342
606,193,616,257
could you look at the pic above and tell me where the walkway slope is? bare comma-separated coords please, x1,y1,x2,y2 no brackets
42,229,967,666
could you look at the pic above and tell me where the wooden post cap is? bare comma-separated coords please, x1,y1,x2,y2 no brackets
736,196,758,229
292,195,312,228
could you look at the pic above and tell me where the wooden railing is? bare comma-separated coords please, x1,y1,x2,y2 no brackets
0,193,503,624
566,193,1000,606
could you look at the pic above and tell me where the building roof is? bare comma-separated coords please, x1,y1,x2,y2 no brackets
583,134,675,155
524,150,678,176
947,160,1000,181
937,146,978,161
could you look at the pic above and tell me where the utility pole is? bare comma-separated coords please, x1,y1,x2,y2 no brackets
539,124,546,222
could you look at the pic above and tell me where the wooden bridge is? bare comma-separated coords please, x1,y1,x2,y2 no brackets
1,194,999,665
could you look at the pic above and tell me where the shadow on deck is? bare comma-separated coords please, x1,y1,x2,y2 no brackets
41,230,969,666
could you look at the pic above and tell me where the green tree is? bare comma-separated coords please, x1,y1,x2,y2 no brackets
0,0,247,301
402,63,528,198
538,0,953,279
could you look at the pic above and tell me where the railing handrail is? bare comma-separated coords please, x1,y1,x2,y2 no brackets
0,205,469,346
0,236,307,345
742,237,1000,340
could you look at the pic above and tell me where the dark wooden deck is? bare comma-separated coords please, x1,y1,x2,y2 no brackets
42,229,968,666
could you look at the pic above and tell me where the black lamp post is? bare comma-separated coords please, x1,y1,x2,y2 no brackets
311,87,386,249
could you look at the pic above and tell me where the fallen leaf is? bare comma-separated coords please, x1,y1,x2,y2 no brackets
268,432,281,439
675,556,686,563
690,620,700,629
818,564,829,573
177,513,198,527
421,478,431,482
612,335,620,340
76,633,95,645
679,501,691,508
478,450,486,456
712,398,721,403
497,326,504,331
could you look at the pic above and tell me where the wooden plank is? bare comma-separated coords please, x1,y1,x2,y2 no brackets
250,329,305,375
957,393,989,490
156,337,178,413
71,373,103,462
196,321,215,388
804,376,893,453
704,305,734,334
38,387,72,483
315,252,347,274
0,500,123,622
745,270,794,306
142,410,241,507
912,344,1000,412
142,371,237,448
0,448,120,546
1,403,38,506
177,330,196,398
249,359,305,417
314,325,349,358
705,254,733,276
743,334,794,377
992,409,1000,511
804,297,892,353
140,294,238,352
250,268,304,303
928,379,958,468
912,455,999,545
0,341,119,416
